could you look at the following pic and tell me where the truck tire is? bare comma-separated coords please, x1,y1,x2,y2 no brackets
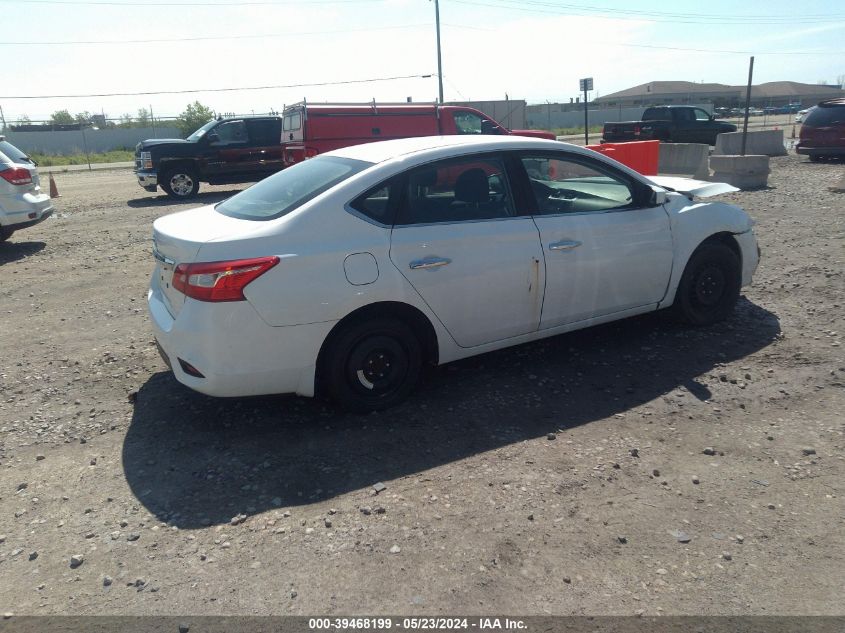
161,165,200,199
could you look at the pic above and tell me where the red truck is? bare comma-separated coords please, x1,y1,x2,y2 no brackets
280,102,555,167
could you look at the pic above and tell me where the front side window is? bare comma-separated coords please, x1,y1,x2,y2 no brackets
216,156,371,221
396,155,515,225
521,154,635,215
210,120,247,145
453,111,484,135
694,108,711,121
186,120,217,141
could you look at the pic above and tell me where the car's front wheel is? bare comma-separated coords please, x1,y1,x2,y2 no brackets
324,318,422,412
161,166,200,199
673,241,741,325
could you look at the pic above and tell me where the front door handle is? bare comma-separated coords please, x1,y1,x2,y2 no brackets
410,256,452,270
549,240,582,251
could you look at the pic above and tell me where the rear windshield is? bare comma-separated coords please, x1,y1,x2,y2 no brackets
803,105,845,126
216,156,372,221
0,140,33,164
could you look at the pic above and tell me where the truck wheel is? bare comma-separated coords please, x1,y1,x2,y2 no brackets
672,241,741,326
161,166,200,199
808,154,822,163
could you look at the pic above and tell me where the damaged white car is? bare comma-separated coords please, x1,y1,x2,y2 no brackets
149,135,759,411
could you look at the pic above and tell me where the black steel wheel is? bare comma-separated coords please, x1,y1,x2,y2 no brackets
325,318,422,412
673,241,741,325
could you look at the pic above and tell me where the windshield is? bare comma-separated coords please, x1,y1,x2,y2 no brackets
186,120,218,142
0,140,33,164
216,156,372,221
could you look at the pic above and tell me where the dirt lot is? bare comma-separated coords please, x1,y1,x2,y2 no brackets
0,155,843,616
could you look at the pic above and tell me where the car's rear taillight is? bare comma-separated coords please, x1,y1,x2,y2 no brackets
171,256,279,302
0,167,33,186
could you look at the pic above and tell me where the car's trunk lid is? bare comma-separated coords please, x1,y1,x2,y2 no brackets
152,205,266,316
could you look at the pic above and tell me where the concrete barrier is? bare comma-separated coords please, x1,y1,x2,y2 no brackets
709,155,770,189
714,130,787,156
657,143,710,179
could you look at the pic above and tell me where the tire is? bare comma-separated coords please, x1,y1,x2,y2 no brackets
161,165,200,199
673,241,741,326
0,226,14,242
324,317,422,412
808,154,821,163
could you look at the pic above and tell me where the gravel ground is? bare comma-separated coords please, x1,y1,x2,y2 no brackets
0,154,843,616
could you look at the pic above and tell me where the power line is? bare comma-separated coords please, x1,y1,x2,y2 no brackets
0,24,428,45
0,22,486,46
0,73,434,100
620,43,838,56
452,0,845,25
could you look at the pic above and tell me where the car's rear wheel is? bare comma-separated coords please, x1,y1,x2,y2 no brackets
673,241,741,326
0,226,14,242
161,166,200,199
324,318,422,412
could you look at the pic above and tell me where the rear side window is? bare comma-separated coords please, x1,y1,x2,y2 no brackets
804,106,845,126
0,140,32,164
642,108,668,120
283,113,302,131
216,156,371,221
246,119,282,146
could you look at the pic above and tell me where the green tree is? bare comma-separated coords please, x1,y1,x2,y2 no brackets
136,108,151,127
17,114,31,125
50,109,75,125
118,113,134,128
75,111,92,124
176,101,215,137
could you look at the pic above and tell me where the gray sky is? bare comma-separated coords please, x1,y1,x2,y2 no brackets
1,0,842,122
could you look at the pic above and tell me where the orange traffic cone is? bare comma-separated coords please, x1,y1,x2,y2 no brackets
48,174,60,198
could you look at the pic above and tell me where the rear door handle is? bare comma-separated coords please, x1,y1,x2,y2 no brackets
549,240,582,251
410,256,451,270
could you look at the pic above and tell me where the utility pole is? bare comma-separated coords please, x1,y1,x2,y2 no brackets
0,104,6,132
434,0,444,103
741,56,754,156
580,77,593,145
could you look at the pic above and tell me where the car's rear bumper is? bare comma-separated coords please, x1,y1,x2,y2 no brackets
0,191,53,230
795,145,844,156
148,279,334,398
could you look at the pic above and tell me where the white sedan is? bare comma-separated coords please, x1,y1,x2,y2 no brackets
149,135,759,411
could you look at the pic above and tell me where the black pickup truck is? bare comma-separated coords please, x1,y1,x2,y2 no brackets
134,115,284,199
601,106,737,146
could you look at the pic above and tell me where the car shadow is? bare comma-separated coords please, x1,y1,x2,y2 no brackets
0,240,46,264
126,190,243,208
123,298,780,529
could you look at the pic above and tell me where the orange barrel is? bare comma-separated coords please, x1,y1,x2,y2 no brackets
585,140,659,176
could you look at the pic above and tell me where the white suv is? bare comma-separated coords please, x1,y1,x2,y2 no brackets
0,136,53,241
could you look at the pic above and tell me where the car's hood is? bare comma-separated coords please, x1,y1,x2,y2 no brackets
138,138,191,149
648,176,738,198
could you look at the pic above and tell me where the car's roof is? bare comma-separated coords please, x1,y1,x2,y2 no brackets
326,135,576,164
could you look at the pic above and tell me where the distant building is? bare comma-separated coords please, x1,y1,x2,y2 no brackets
593,80,844,108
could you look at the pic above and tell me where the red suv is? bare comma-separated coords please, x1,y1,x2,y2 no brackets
796,98,845,162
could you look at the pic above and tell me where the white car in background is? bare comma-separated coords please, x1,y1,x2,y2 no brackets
0,136,53,242
149,135,759,411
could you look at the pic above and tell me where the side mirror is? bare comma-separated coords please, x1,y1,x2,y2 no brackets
649,185,667,205
709,114,716,121
207,132,220,144
481,119,500,134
